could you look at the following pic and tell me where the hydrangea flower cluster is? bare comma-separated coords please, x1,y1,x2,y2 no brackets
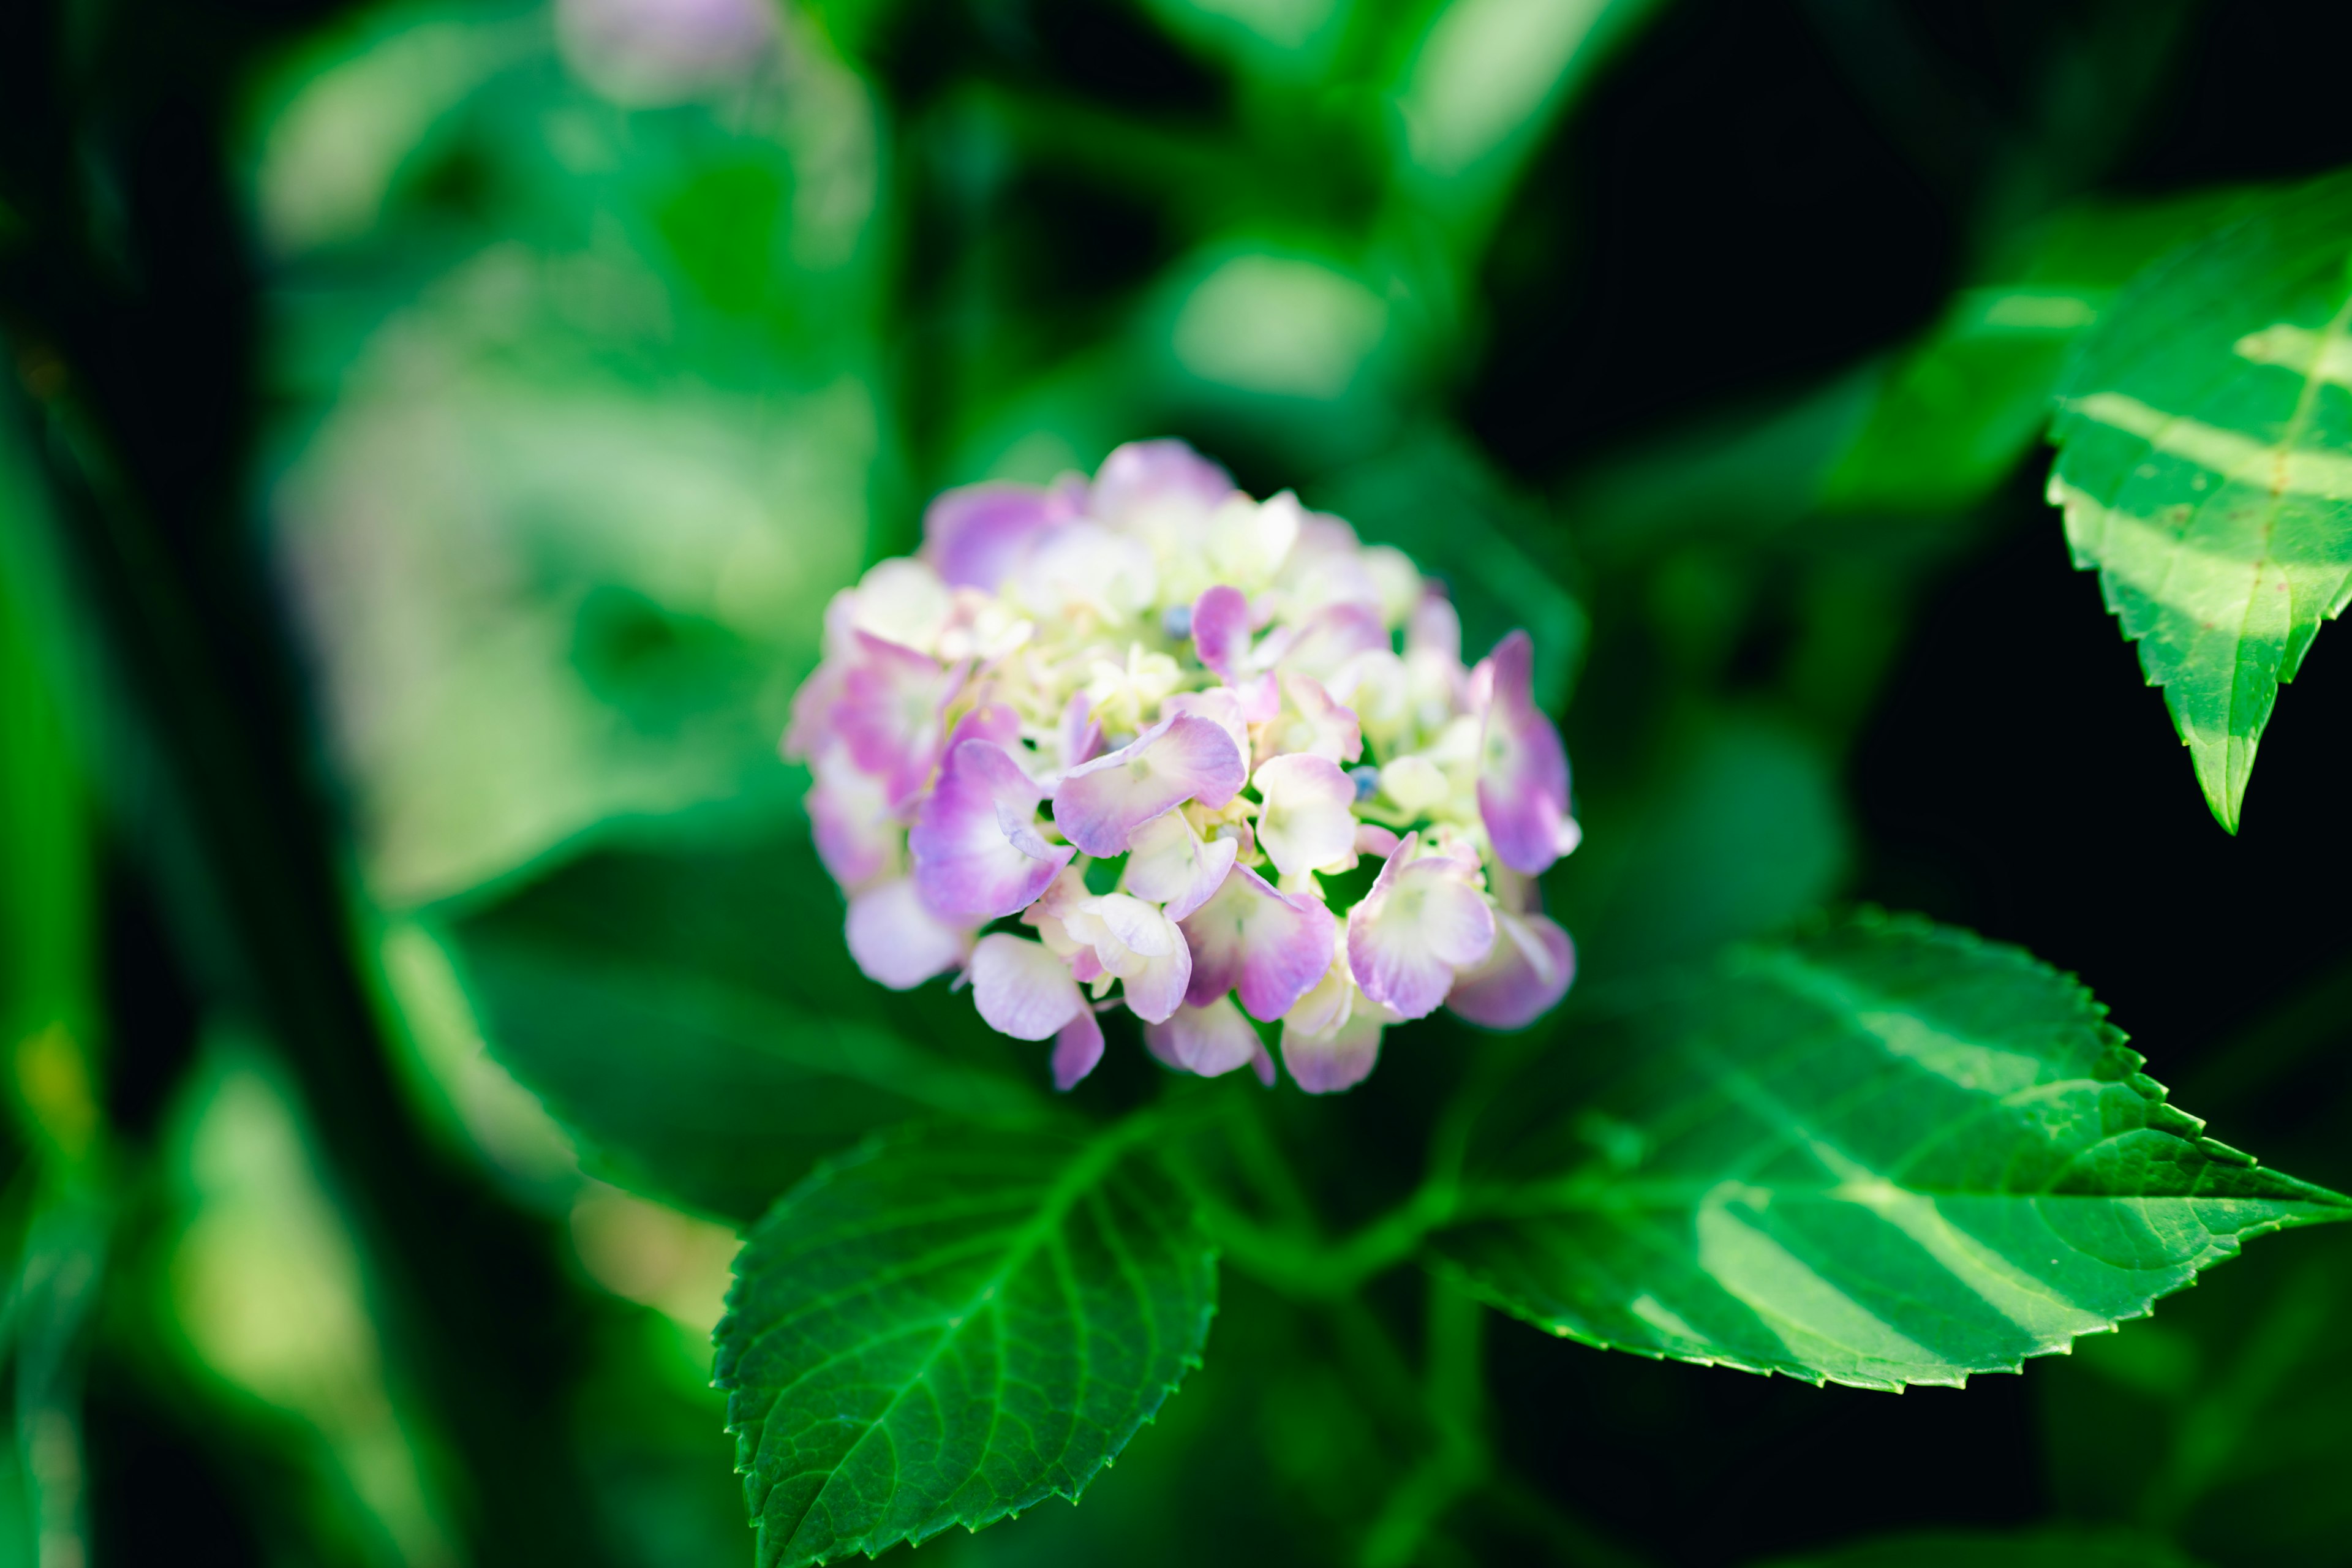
783,440,1579,1095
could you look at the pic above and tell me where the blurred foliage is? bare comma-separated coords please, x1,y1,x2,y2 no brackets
6,0,2352,1563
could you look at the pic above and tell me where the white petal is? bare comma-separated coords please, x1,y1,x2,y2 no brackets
969,933,1084,1040
844,878,970,990
1252,753,1359,877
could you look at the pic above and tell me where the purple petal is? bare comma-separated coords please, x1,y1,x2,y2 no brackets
1446,909,1575,1030
1192,584,1253,684
833,631,958,802
1163,687,1250,766
1474,630,1577,876
844,877,971,990
1091,439,1234,524
1144,997,1263,1078
947,701,1022,752
1057,691,1102,772
1282,1012,1383,1095
1123,807,1240,921
911,740,1074,919
1180,865,1338,1021
921,482,1074,591
1050,713,1247,856
1052,1007,1106,1090
1346,835,1496,1020
969,933,1084,1040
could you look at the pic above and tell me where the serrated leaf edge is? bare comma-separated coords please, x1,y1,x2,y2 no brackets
713,1119,1219,1567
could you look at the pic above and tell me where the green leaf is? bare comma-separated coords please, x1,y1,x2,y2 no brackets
2048,170,2352,831
1427,912,2351,1391
465,940,1047,1223
715,1122,1216,1567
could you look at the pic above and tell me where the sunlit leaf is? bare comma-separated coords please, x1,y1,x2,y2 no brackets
715,1122,1216,1567
2048,170,2352,830
1428,912,2351,1391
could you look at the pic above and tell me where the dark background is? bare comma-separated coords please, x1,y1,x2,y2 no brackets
6,0,2351,1562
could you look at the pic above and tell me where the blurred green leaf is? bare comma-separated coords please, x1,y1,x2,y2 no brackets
2045,1227,2352,1566
715,1121,1216,1567
448,835,1051,1222
2048,169,2352,831
1560,711,1848,976
464,939,1044,1224
1308,427,1586,707
1428,912,2351,1390
1824,189,2275,515
1754,1525,2203,1567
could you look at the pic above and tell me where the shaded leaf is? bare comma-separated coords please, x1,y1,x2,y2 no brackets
2048,170,2352,830
1755,1525,2202,1567
715,1122,1215,1567
464,939,1045,1223
1428,912,2350,1390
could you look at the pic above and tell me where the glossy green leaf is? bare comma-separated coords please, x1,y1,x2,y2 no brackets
1428,912,2351,1390
715,1122,1216,1567
2049,170,2352,830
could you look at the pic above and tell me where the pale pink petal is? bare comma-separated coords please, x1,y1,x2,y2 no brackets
1180,865,1338,1021
921,481,1076,591
1250,1042,1276,1087
969,933,1084,1040
1050,713,1247,856
832,631,960,802
1193,584,1254,684
1091,439,1234,524
781,656,848,763
1282,1011,1383,1095
1057,691,1102,772
1447,909,1576,1030
1144,996,1263,1078
1052,1007,1106,1090
844,877,971,990
1251,753,1359,878
805,751,898,889
1346,834,1497,1020
1235,672,1281,725
1278,602,1389,680
911,740,1073,919
1163,687,1250,766
947,701,1022,752
1474,630,1578,875
1061,894,1193,1024
1123,807,1240,921
1255,672,1363,766
1407,594,1462,663
1354,823,1400,859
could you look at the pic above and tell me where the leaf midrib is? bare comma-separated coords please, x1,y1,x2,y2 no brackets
767,1119,1161,1561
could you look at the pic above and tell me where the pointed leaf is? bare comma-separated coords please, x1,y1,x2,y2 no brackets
1428,912,2351,1391
715,1122,1216,1567
2048,169,2352,830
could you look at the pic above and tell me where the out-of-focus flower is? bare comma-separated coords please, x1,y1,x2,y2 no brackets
782,439,1581,1091
557,0,778,107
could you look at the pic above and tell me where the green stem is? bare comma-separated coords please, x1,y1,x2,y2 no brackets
1358,1274,1488,1568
